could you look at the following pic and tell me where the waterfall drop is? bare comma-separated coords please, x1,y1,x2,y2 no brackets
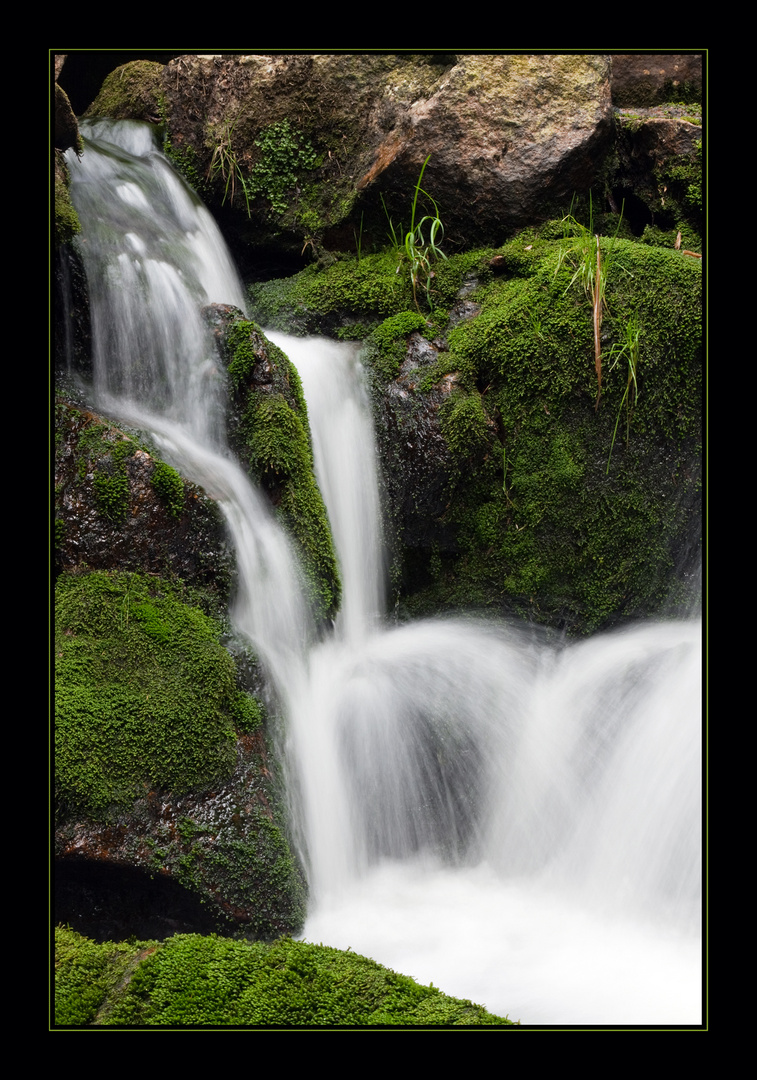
63,122,702,1026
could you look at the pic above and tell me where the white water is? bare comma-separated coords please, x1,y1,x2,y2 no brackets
65,123,703,1026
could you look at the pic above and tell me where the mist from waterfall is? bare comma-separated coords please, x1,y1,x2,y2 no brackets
64,121,703,1026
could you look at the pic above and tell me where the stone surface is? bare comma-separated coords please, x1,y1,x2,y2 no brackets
162,53,613,248
611,54,702,106
54,400,234,601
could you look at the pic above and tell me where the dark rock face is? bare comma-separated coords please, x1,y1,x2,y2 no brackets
54,400,234,602
611,54,702,106
55,729,306,941
381,333,460,553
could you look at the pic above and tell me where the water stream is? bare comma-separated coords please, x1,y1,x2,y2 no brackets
64,121,702,1026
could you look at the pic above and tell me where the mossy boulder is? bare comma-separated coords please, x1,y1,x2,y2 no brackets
84,60,166,123
249,225,701,634
154,53,612,258
55,570,305,940
55,927,517,1027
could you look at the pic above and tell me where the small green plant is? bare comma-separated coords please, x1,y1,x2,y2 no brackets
605,311,642,473
382,156,447,313
556,194,626,410
354,211,365,263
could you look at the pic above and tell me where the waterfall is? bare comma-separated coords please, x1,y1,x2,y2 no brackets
64,122,702,1026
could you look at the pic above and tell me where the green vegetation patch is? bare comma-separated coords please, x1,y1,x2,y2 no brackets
55,926,146,1026
56,929,517,1027
54,159,81,247
150,460,185,518
248,252,416,335
55,571,241,820
244,120,319,216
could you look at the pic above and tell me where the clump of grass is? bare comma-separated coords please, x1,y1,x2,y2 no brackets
207,119,251,217
382,155,447,313
556,194,626,410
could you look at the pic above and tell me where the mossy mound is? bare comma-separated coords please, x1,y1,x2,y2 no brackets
223,320,341,623
84,60,166,123
55,571,241,819
248,250,418,336
55,927,517,1027
405,233,701,629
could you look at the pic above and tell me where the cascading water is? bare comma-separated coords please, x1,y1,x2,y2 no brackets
64,122,702,1026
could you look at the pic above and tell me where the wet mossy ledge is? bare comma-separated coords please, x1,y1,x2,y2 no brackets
55,570,306,940
54,927,517,1027
220,316,341,624
248,221,702,634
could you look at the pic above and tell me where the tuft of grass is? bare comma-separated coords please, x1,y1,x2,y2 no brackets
207,119,252,217
382,156,447,313
555,194,627,410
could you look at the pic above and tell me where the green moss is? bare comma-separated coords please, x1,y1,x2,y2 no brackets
54,926,146,1026
55,571,240,820
54,161,81,247
248,252,415,335
84,61,166,121
439,392,491,458
224,321,341,622
91,439,135,523
248,250,499,339
363,310,429,383
56,930,516,1027
229,689,263,733
70,420,139,524
150,460,185,519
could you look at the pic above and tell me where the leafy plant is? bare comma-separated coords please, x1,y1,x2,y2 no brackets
556,194,626,410
382,155,447,313
605,310,642,473
243,120,318,216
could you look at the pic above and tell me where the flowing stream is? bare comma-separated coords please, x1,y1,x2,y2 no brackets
65,121,702,1026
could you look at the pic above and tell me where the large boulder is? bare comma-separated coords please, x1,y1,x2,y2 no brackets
159,53,612,252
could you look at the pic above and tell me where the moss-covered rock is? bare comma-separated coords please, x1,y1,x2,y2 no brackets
395,231,701,631
55,571,241,817
55,570,305,939
55,927,518,1027
54,398,234,600
84,60,166,122
54,155,81,247
248,250,418,336
220,319,341,623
